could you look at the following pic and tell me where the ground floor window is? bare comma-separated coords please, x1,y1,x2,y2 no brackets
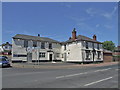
62,54,64,58
13,54,27,57
85,50,91,60
56,53,60,58
97,51,101,59
39,52,46,58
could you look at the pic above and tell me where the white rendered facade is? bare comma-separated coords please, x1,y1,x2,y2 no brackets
12,30,103,63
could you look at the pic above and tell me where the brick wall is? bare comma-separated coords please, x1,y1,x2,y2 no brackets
103,52,113,62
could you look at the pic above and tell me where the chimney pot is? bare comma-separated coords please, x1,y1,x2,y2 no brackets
38,34,40,37
72,28,77,40
93,34,97,41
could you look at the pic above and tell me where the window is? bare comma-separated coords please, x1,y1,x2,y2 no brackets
41,42,45,49
85,50,91,60
13,54,27,57
24,40,28,47
39,52,45,58
92,43,94,49
64,45,66,50
56,53,60,58
97,44,99,50
62,54,64,58
97,51,101,59
5,46,7,49
33,41,37,47
49,43,52,49
86,41,88,49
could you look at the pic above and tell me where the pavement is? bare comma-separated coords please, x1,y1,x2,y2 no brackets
2,61,119,88
11,61,118,69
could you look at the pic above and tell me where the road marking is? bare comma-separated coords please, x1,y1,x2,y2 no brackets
84,77,113,86
115,69,119,71
94,68,111,72
56,68,112,79
56,72,88,79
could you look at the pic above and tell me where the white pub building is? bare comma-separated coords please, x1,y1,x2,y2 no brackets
12,28,103,63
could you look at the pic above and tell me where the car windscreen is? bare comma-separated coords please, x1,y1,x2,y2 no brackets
0,58,7,61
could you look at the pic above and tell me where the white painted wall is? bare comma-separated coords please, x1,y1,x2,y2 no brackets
61,41,82,62
12,38,61,62
0,46,3,52
12,38,103,62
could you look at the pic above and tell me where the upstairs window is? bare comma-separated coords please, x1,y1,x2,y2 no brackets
49,43,52,49
86,41,88,49
97,44,99,50
33,41,37,47
92,43,94,49
64,45,66,50
24,40,28,47
41,42,45,49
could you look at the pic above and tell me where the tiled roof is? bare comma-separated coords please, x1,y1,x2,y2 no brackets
64,35,102,44
2,42,12,46
13,34,60,43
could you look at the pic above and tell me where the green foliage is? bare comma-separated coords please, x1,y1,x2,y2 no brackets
103,41,115,51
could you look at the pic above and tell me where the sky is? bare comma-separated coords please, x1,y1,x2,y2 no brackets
2,2,118,46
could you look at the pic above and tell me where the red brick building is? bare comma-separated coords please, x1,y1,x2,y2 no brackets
113,46,120,61
103,49,113,62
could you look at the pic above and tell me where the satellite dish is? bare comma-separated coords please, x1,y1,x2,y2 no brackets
27,47,32,53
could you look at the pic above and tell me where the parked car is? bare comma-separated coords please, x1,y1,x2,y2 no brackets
2,56,8,59
0,56,11,68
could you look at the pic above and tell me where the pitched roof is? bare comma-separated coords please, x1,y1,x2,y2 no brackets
2,42,12,46
13,34,60,43
64,35,102,44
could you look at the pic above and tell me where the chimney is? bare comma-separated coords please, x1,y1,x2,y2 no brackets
93,34,97,41
72,28,77,40
69,37,71,40
38,34,40,37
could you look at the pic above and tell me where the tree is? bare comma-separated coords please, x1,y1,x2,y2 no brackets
103,41,115,51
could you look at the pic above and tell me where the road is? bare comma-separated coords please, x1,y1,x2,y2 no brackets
2,63,119,88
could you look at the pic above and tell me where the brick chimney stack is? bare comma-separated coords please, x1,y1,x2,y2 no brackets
72,28,77,40
38,34,40,37
93,34,97,41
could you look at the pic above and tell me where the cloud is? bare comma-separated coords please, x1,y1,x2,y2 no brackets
77,22,102,35
65,4,71,8
60,3,72,8
104,25,113,29
86,8,96,16
67,15,91,23
96,24,100,28
101,6,117,19
5,30,14,34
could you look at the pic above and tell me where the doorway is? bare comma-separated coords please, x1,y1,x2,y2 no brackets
27,53,32,63
49,54,52,61
64,53,67,61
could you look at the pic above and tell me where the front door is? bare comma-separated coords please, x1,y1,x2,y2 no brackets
27,53,32,63
49,54,52,61
64,53,67,61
